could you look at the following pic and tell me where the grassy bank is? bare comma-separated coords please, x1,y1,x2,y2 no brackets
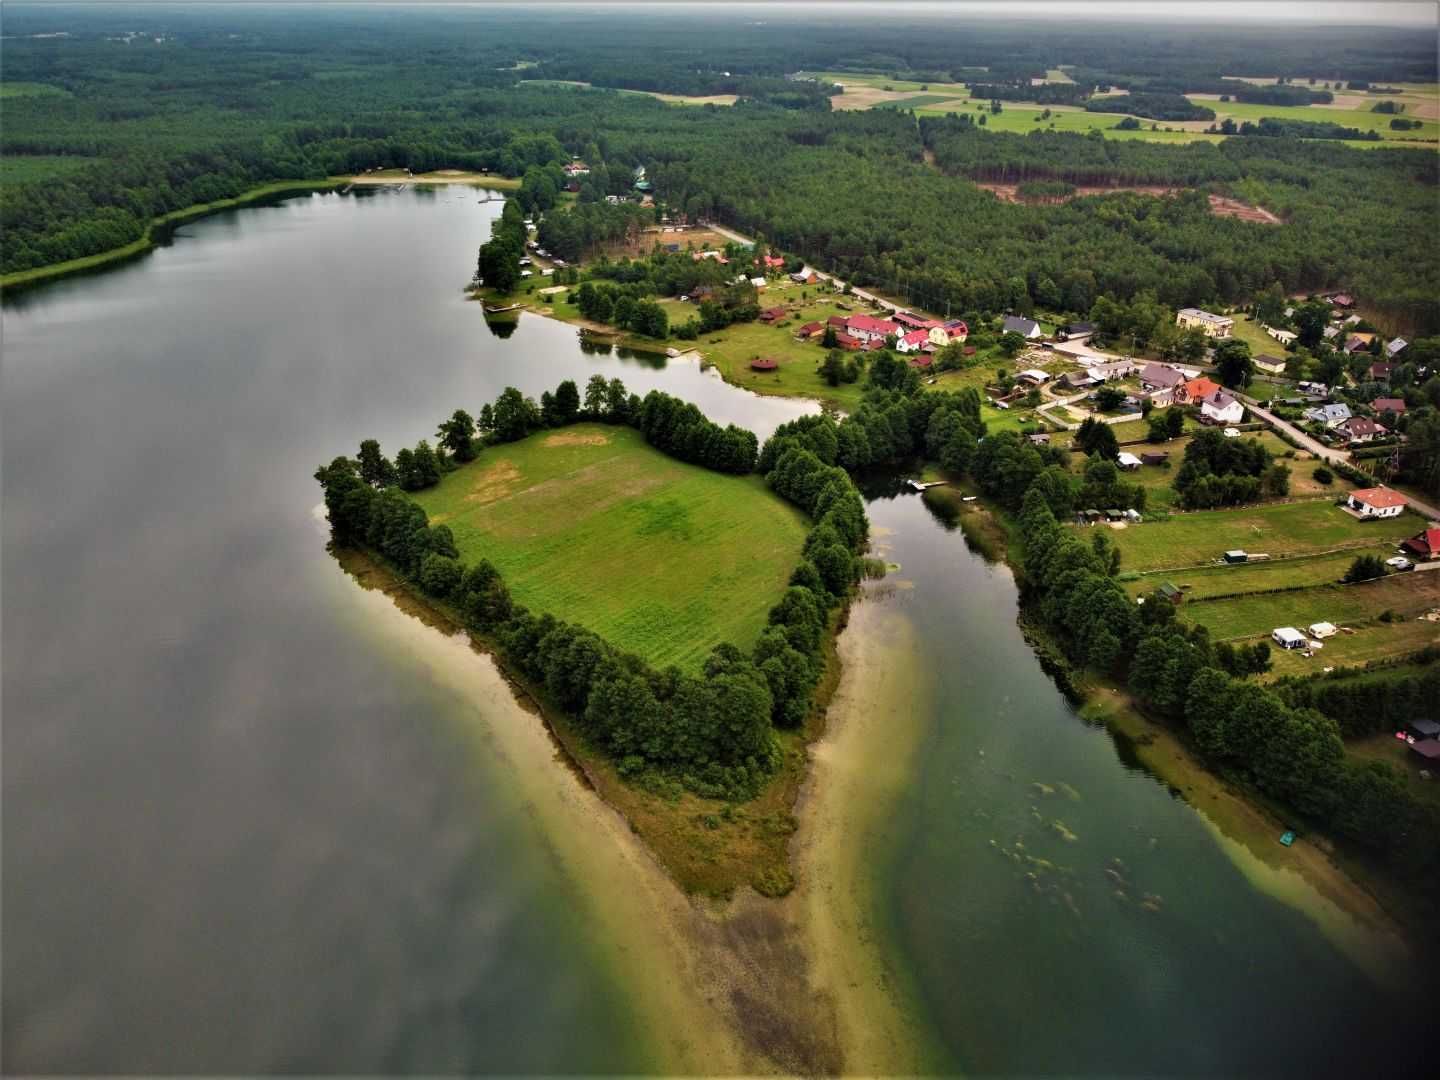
410,424,809,673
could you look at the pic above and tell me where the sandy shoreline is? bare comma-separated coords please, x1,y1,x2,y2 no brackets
348,169,520,188
334,548,937,1074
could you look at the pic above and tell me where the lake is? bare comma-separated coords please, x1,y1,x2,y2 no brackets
1,186,1416,1074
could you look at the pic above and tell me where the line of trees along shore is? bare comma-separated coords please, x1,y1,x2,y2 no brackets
315,377,864,802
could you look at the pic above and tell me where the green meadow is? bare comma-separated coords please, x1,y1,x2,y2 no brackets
409,424,809,672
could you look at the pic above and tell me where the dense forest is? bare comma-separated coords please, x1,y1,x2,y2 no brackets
2,5,1437,333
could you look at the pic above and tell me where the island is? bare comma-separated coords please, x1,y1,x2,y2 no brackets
316,377,869,897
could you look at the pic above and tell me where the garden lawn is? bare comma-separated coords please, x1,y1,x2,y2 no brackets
409,424,808,672
1101,499,1419,573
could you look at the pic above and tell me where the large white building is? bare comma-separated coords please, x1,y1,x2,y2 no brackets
1176,307,1234,338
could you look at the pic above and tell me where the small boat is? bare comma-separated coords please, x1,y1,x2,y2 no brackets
1278,830,1296,847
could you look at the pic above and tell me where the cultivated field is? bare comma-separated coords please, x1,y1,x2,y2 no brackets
410,424,808,671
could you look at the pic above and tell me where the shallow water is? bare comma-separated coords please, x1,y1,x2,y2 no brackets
2,186,1418,1074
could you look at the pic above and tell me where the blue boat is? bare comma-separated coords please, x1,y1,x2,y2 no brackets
1279,830,1296,847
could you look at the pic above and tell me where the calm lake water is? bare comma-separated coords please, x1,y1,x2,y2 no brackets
1,186,1415,1073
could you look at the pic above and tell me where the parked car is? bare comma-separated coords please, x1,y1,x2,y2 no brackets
1385,556,1412,571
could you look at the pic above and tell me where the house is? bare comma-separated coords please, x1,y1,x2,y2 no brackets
1343,333,1376,354
1175,307,1234,338
1116,452,1142,471
1346,487,1407,519
1401,526,1440,561
1200,389,1245,426
1176,376,1220,404
1369,361,1394,382
1264,326,1298,346
833,331,863,351
1002,315,1043,339
943,319,970,343
1060,370,1101,390
896,329,933,353
1322,324,1342,341
1385,337,1408,359
1027,432,1051,446
790,268,818,284
1272,627,1307,650
1016,369,1051,386
893,311,932,331
1329,293,1355,308
1254,354,1288,376
795,321,825,340
1089,359,1140,380
846,313,901,344
1157,581,1183,604
907,354,934,369
758,306,788,323
562,161,590,177
826,314,848,329
1058,321,1095,340
1303,403,1351,426
1140,451,1169,466
1371,397,1406,416
1140,363,1185,391
1336,416,1387,444
755,254,786,271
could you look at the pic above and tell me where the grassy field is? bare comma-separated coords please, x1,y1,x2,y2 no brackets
1181,572,1440,641
1121,545,1397,600
1102,499,1419,573
0,154,96,186
409,424,808,672
1184,96,1440,144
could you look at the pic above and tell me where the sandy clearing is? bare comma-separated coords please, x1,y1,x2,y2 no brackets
543,431,610,447
463,459,521,504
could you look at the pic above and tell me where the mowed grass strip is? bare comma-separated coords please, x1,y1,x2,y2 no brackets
1122,545,1398,599
409,424,808,672
1102,499,1419,573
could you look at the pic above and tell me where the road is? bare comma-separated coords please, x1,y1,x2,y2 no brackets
1239,393,1440,521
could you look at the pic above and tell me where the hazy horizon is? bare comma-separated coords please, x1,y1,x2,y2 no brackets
2,0,1435,29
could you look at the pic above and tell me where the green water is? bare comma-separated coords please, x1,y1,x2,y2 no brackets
3,187,1420,1074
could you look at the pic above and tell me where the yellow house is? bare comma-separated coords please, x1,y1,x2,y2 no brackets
1176,307,1234,338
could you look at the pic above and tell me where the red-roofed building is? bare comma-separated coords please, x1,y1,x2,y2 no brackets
1336,416,1387,444
827,315,848,328
755,254,786,270
1176,376,1221,404
1346,487,1407,519
1330,293,1355,308
834,332,863,350
795,321,825,339
1401,527,1440,561
896,328,933,353
908,354,934,368
1369,361,1394,382
1372,397,1406,416
846,313,901,343
758,306,788,323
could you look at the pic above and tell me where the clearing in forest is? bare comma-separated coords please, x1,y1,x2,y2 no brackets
409,424,808,672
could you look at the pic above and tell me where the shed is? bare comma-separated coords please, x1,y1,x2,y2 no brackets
1017,369,1050,385
1158,581,1182,603
1116,452,1142,471
1271,627,1306,650
1224,550,1248,564
1141,451,1169,466
1104,508,1125,522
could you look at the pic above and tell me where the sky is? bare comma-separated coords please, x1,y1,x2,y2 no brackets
4,0,1436,24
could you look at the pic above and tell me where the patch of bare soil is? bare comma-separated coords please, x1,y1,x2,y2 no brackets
543,431,611,448
1208,194,1283,224
463,460,521,505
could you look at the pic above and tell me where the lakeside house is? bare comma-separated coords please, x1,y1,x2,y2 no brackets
1200,389,1244,426
1335,416,1387,444
1002,315,1043,339
1346,487,1406,519
1175,307,1233,338
1254,354,1288,376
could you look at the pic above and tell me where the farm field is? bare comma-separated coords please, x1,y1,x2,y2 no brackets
1179,572,1440,641
1121,545,1398,600
1265,614,1440,679
409,424,809,672
1101,499,1419,573
1183,96,1440,143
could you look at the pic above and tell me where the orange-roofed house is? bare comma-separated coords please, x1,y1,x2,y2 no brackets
1176,376,1221,404
1346,487,1407,519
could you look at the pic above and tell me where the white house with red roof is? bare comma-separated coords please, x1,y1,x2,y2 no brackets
1346,487,1407,519
845,313,901,344
896,328,934,353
